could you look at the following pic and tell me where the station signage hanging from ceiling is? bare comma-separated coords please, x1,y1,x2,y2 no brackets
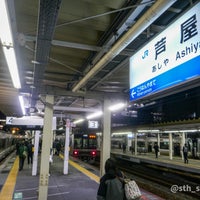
129,2,200,101
6,116,57,130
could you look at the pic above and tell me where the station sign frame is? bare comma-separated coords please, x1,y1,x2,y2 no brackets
129,2,200,101
6,116,57,130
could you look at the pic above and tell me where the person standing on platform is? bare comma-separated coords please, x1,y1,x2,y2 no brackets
18,140,28,171
153,143,159,158
183,143,189,164
27,141,34,166
97,158,124,200
122,143,126,153
55,140,61,155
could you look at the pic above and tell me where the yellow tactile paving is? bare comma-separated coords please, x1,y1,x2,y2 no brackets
0,156,19,200
59,154,100,183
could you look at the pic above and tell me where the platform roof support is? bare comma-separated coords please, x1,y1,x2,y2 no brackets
181,132,186,160
38,95,54,200
100,98,111,177
134,132,138,156
169,132,173,160
32,130,40,176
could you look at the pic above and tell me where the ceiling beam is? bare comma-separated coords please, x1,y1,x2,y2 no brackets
72,0,177,92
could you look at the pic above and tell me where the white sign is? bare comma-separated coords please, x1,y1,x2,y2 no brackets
6,116,57,130
130,3,200,101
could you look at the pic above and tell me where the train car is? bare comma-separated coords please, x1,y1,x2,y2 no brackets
111,132,182,155
70,132,100,163
0,131,18,162
111,131,200,158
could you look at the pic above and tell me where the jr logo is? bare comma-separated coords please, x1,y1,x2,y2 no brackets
7,117,13,124
142,50,148,59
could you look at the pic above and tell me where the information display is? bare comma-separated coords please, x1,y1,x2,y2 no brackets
88,120,99,129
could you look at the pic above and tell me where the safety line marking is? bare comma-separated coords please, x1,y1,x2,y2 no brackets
0,156,19,200
59,154,100,183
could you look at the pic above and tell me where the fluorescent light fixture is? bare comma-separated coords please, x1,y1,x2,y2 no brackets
74,119,84,124
109,103,126,111
0,0,13,46
112,132,132,136
86,111,103,120
3,48,21,88
137,129,159,133
0,0,21,89
164,129,199,133
19,96,25,115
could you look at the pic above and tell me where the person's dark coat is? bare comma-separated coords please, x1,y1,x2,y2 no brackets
97,159,124,200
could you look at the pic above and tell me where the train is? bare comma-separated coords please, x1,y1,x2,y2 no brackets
55,126,200,163
111,131,200,158
0,131,18,162
69,132,100,163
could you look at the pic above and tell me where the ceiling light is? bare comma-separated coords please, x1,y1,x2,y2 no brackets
0,0,21,89
137,129,159,133
73,119,84,124
109,103,126,111
3,48,21,88
86,111,103,120
112,132,132,136
0,0,13,46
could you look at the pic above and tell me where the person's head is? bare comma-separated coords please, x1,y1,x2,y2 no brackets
105,158,117,174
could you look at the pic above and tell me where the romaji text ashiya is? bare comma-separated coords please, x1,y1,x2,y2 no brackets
152,14,198,73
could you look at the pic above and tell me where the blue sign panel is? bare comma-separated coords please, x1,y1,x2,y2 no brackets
129,3,200,101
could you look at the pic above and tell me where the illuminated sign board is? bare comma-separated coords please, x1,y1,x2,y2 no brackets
129,3,200,101
6,116,57,130
88,120,99,129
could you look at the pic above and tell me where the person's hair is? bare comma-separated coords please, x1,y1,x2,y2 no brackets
105,158,117,173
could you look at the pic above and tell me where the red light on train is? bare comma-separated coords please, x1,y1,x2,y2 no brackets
90,150,96,157
73,150,79,156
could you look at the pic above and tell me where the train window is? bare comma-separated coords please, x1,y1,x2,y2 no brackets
138,141,145,147
88,137,97,149
73,133,97,149
160,142,169,149
74,138,82,149
83,137,88,149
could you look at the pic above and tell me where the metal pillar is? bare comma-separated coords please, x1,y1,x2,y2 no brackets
100,98,111,177
38,95,54,200
144,134,148,152
32,130,40,176
63,119,70,174
134,132,137,156
169,132,173,160
157,133,160,156
181,132,186,160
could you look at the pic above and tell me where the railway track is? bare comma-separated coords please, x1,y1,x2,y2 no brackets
115,159,200,200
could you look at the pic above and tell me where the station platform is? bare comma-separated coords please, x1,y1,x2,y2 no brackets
0,152,166,200
111,149,200,174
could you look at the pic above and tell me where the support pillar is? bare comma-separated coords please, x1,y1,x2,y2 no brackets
181,132,186,160
157,133,160,156
32,130,40,176
134,132,137,156
63,119,70,174
38,95,54,200
100,98,111,177
169,132,173,160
